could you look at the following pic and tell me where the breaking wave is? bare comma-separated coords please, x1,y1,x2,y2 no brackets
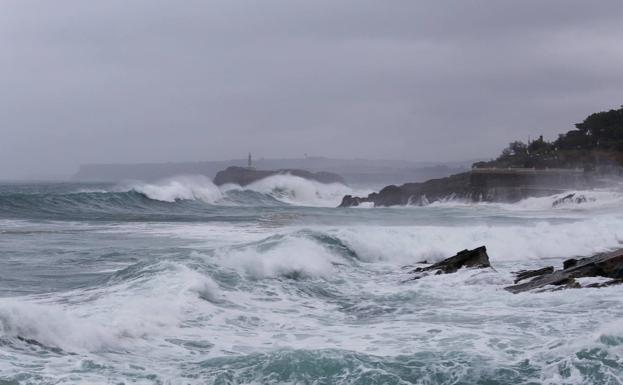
128,175,224,203
510,189,623,210
0,175,369,220
127,174,362,207
420,189,623,212
2,186,623,384
2,219,623,384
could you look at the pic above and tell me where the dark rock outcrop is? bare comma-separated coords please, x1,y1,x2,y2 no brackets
563,258,578,269
513,266,554,283
339,195,371,207
552,193,592,207
340,168,596,207
213,166,345,186
340,172,473,207
404,245,623,293
505,249,623,293
409,246,491,280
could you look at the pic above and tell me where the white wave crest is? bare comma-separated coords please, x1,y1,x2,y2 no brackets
218,236,342,279
124,173,369,207
0,299,114,352
510,189,623,211
424,189,623,211
0,263,222,353
224,174,366,207
332,215,623,264
127,175,223,203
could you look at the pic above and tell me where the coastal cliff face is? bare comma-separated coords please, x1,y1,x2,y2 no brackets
339,168,596,207
213,166,345,186
339,106,620,207
340,172,473,207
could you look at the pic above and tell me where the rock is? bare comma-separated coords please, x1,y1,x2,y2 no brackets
340,172,473,207
563,258,578,269
552,193,576,207
534,277,582,292
409,246,490,280
505,248,623,293
513,266,554,283
552,193,591,207
338,168,597,207
213,166,345,186
339,195,370,208
400,260,430,271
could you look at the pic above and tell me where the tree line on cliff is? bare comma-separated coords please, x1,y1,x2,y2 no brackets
474,106,623,170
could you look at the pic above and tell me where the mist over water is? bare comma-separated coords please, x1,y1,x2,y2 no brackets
1,177,623,384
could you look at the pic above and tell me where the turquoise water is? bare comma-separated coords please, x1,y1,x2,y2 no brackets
1,178,623,384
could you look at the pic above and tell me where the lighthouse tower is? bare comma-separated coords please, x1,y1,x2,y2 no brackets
247,152,253,169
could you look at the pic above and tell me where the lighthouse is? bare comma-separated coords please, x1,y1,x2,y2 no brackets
247,152,253,169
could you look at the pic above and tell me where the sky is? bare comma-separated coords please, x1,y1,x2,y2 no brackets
1,0,623,179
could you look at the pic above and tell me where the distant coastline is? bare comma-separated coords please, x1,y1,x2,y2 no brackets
341,106,623,207
72,157,474,187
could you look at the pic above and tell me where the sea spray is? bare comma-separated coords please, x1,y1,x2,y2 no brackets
129,173,370,207
128,175,223,203
1,181,623,384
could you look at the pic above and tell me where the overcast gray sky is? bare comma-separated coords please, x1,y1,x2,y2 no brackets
1,0,623,179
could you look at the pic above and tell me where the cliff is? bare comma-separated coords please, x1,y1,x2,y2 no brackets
339,168,597,207
213,166,345,186
341,105,623,207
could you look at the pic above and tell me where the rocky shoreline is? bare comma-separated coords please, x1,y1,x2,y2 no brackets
407,246,623,293
340,168,597,207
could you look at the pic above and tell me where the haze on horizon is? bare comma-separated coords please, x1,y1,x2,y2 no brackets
2,0,623,180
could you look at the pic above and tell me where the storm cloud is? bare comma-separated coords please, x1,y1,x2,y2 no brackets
2,0,623,179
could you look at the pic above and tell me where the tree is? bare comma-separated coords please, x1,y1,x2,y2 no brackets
474,105,623,169
507,141,528,156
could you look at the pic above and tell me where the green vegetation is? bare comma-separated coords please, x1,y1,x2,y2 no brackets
474,106,623,170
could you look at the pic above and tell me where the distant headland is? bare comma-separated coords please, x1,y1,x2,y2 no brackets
72,157,471,186
340,105,623,207
213,166,345,186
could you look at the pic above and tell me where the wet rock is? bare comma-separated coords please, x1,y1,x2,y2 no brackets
563,258,578,269
340,172,472,207
409,246,490,280
552,193,576,207
338,195,370,208
505,248,623,293
552,193,593,208
534,277,582,292
513,266,554,283
339,169,598,208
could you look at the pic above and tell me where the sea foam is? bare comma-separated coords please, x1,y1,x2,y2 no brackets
125,173,369,207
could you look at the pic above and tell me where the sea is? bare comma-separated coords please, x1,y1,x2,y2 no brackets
1,175,622,385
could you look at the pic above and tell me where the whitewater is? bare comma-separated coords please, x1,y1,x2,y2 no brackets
1,176,623,384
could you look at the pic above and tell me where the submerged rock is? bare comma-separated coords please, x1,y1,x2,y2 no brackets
552,193,591,207
409,246,491,280
513,266,554,284
505,249,623,293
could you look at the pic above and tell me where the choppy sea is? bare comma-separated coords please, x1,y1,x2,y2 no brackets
1,175,622,384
